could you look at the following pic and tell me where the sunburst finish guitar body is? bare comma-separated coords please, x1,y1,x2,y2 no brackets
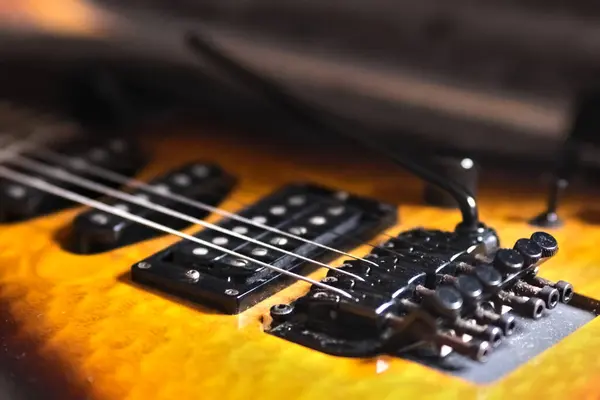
2,2,600,400
0,116,597,400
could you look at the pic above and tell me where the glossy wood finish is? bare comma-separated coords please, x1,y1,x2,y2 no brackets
0,124,599,399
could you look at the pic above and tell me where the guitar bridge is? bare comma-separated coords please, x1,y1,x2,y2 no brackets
267,228,597,381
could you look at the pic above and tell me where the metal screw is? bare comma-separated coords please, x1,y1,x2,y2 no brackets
225,288,239,296
322,276,338,283
513,280,560,309
451,318,503,348
186,270,200,282
271,304,294,316
137,262,152,269
497,290,545,319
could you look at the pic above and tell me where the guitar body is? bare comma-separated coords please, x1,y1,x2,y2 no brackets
2,2,600,399
0,123,598,400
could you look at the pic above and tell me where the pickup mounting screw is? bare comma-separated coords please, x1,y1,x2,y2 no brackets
186,270,200,282
137,262,151,269
225,289,239,296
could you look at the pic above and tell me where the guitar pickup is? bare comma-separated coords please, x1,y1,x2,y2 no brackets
131,183,398,314
0,137,145,222
267,230,592,375
65,162,236,254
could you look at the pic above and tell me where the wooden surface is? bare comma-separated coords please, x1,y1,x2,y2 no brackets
0,125,599,399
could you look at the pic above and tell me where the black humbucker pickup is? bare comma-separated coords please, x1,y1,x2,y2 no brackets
0,137,145,222
267,229,584,368
65,162,236,254
131,183,398,314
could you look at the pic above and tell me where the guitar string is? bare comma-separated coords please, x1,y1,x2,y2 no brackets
0,115,436,272
1,109,464,265
0,165,353,299
4,153,367,282
206,185,406,247
0,130,407,266
0,130,401,266
26,144,408,260
26,144,388,265
0,122,404,261
0,111,404,260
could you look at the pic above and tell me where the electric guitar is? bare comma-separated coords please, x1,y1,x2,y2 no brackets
0,102,597,400
2,2,600,400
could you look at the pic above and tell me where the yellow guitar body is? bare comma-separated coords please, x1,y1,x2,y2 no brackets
0,127,598,400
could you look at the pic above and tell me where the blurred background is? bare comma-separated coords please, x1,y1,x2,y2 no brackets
3,0,600,173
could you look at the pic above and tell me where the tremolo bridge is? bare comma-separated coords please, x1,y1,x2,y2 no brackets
268,228,577,364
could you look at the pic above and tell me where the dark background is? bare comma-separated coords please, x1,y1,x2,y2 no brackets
5,0,600,171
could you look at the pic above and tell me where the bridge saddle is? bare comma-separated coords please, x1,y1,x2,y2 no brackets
267,229,582,366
